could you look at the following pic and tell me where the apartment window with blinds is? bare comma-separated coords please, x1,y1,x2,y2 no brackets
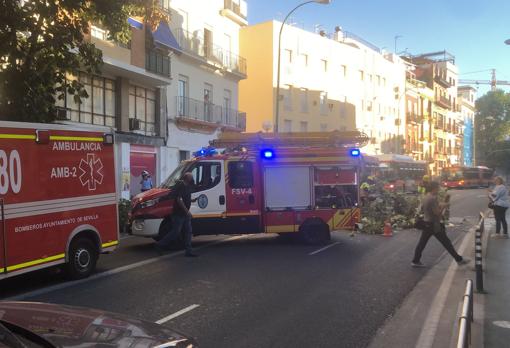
284,85,293,111
320,123,327,132
284,119,292,132
129,85,157,136
300,121,308,132
341,65,347,77
320,91,328,115
56,72,115,127
300,88,308,113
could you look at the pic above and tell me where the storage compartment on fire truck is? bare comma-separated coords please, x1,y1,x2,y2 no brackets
313,167,358,209
264,166,312,210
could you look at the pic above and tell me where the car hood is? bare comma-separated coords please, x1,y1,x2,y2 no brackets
0,301,197,347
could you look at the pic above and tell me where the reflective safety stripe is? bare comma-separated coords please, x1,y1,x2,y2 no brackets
0,134,36,140
6,253,65,272
102,240,119,248
49,136,103,142
266,225,299,233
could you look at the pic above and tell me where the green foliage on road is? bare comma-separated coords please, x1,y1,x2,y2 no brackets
0,0,168,122
118,198,131,234
361,191,420,234
475,90,510,172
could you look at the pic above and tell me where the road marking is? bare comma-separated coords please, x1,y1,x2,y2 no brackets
156,304,200,324
414,226,473,348
309,241,341,256
5,235,247,301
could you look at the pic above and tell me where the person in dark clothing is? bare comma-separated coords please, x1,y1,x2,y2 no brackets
155,172,198,257
412,181,469,268
489,176,509,238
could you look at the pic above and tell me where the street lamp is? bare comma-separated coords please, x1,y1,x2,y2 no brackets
274,0,331,133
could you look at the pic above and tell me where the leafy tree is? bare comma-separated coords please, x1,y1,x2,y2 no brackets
474,90,510,172
0,0,167,123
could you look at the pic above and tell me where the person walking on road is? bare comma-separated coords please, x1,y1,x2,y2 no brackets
155,172,198,257
489,176,509,238
412,181,469,268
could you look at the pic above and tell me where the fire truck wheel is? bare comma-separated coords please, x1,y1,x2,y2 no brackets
299,222,330,245
65,238,98,280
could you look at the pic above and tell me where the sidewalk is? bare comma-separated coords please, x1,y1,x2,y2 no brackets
484,209,510,347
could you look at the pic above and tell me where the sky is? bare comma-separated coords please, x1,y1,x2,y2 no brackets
248,0,510,96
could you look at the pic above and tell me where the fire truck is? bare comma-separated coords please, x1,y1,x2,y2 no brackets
0,121,118,280
130,131,367,244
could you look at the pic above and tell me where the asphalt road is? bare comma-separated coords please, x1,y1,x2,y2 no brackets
0,189,488,348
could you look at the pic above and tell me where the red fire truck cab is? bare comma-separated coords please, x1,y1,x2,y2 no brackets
130,131,367,244
0,121,118,280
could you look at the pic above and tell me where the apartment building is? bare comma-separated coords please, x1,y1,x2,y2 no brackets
164,0,247,171
404,72,434,166
239,22,407,155
409,51,463,174
458,86,476,166
57,16,172,199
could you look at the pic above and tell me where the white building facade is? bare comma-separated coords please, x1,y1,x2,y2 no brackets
163,0,247,174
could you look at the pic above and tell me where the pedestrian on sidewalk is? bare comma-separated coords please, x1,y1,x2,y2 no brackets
489,176,509,238
411,181,469,267
155,172,198,257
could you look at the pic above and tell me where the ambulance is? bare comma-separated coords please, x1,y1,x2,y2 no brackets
0,121,118,280
130,131,367,245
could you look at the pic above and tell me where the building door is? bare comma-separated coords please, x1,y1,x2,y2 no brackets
178,76,188,116
204,83,213,122
204,28,213,58
130,145,157,198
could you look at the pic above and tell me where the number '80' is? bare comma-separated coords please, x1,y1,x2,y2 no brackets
0,150,22,194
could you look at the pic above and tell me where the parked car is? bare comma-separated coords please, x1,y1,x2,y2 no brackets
0,301,197,347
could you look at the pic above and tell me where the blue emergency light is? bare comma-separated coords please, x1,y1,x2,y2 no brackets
261,149,275,159
350,148,361,157
193,147,217,157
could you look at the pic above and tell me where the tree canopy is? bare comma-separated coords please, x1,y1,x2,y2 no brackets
475,89,510,172
0,0,167,123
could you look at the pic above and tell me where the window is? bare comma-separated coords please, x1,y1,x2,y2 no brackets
320,123,328,132
341,65,347,77
284,85,292,111
146,49,171,77
284,49,293,63
228,161,253,188
320,91,328,115
129,85,157,136
376,75,381,86
178,76,188,116
359,70,364,81
382,77,386,87
158,0,171,12
300,88,308,113
300,121,308,132
190,162,222,192
284,119,292,132
58,72,115,127
321,59,328,72
300,53,308,67
179,150,190,162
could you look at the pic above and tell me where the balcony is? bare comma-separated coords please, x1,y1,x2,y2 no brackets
221,0,248,26
174,28,247,78
434,75,451,88
435,96,451,110
174,96,246,131
406,112,423,124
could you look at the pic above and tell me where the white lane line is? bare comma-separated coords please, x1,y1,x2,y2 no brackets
414,226,473,348
6,235,247,301
156,304,200,324
309,241,341,256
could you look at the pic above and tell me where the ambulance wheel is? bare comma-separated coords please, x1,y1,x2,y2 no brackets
299,221,330,245
65,238,98,280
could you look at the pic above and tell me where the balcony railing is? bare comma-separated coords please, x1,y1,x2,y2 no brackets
224,0,247,20
175,96,246,131
407,112,423,124
435,96,451,110
175,28,247,76
434,75,451,88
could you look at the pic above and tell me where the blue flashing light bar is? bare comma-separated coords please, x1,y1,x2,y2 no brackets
193,147,217,157
350,148,361,157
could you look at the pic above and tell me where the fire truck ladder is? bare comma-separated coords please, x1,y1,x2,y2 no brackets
210,131,370,150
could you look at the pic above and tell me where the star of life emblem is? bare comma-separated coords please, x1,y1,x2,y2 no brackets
79,153,104,190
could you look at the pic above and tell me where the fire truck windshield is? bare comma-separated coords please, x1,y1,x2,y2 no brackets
160,162,192,189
